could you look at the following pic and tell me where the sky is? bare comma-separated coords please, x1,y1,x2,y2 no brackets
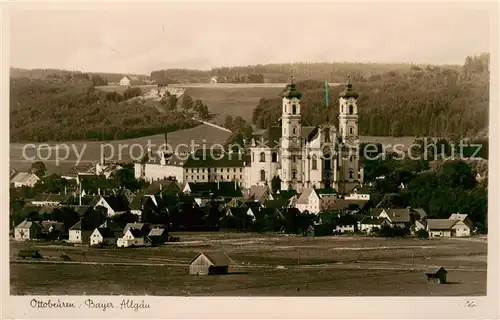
8,1,495,75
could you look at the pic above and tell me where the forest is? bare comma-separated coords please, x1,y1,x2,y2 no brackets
10,78,198,142
252,54,490,139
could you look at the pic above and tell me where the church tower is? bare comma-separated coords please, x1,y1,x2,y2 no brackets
280,77,303,190
338,78,360,193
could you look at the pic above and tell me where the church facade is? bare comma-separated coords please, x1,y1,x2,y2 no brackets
247,79,363,194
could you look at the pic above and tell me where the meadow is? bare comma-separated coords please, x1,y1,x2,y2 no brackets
10,233,487,296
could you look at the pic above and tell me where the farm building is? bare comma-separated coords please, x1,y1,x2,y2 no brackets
67,219,93,244
189,252,230,275
117,228,150,248
10,172,41,188
119,76,131,86
90,227,122,246
425,266,448,284
14,220,42,241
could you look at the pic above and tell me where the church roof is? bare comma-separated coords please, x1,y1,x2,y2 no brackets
339,82,359,99
256,126,318,148
282,83,302,99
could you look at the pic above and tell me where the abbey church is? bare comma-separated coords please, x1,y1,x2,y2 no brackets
247,79,363,194
135,79,363,195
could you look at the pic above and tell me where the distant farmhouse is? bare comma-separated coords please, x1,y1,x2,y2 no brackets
119,75,142,86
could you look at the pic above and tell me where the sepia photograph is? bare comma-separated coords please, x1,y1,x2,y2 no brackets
3,1,497,314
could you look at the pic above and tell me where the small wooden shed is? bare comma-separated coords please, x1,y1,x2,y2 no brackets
425,266,448,284
189,252,230,275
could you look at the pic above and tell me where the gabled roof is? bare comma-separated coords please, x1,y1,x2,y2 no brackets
11,172,40,184
247,185,270,202
148,228,166,237
95,227,121,239
128,228,148,237
102,195,129,212
449,213,468,221
32,193,71,203
296,188,315,205
144,180,180,195
69,219,82,230
272,189,297,200
16,219,37,229
40,220,65,232
425,266,447,275
426,219,457,230
381,208,412,223
124,222,149,233
98,220,123,232
129,194,149,210
359,217,387,225
186,182,242,198
189,252,230,267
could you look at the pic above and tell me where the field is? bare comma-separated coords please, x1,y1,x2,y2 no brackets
95,84,157,94
10,233,487,296
9,124,232,174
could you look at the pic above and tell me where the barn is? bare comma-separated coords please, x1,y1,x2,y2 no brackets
189,252,230,275
425,266,448,284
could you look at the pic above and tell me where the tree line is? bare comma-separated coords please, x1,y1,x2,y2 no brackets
251,54,489,139
10,78,198,142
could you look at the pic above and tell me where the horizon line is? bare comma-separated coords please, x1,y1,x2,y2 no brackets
9,55,483,77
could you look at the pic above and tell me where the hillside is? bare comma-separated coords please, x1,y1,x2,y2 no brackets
252,54,490,139
10,78,197,142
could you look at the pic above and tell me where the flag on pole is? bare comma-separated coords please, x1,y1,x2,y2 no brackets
324,81,329,107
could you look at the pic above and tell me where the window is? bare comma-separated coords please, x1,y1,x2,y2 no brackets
239,168,242,172
349,105,353,115
197,168,199,173
252,153,254,162
227,168,229,172
260,170,266,181
293,127,296,134
293,156,296,162
202,168,205,173
233,168,236,172
202,175,205,179
292,104,297,114
350,156,353,162
312,155,318,170
191,175,194,180
197,176,199,180
349,169,354,179
350,127,353,134
191,169,194,173
341,105,344,113
292,170,297,179
324,128,331,142
185,169,188,173
239,175,242,179
233,175,236,179
260,152,266,162
227,175,229,179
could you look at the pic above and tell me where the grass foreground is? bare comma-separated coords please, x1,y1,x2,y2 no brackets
10,233,487,296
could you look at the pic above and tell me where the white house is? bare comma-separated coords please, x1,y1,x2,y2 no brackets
14,220,41,241
210,76,218,84
344,185,371,200
295,188,321,214
426,219,457,238
378,208,412,228
449,213,473,237
68,220,83,243
10,172,41,188
117,228,150,248
358,217,388,234
119,76,131,86
92,196,129,217
90,227,121,246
